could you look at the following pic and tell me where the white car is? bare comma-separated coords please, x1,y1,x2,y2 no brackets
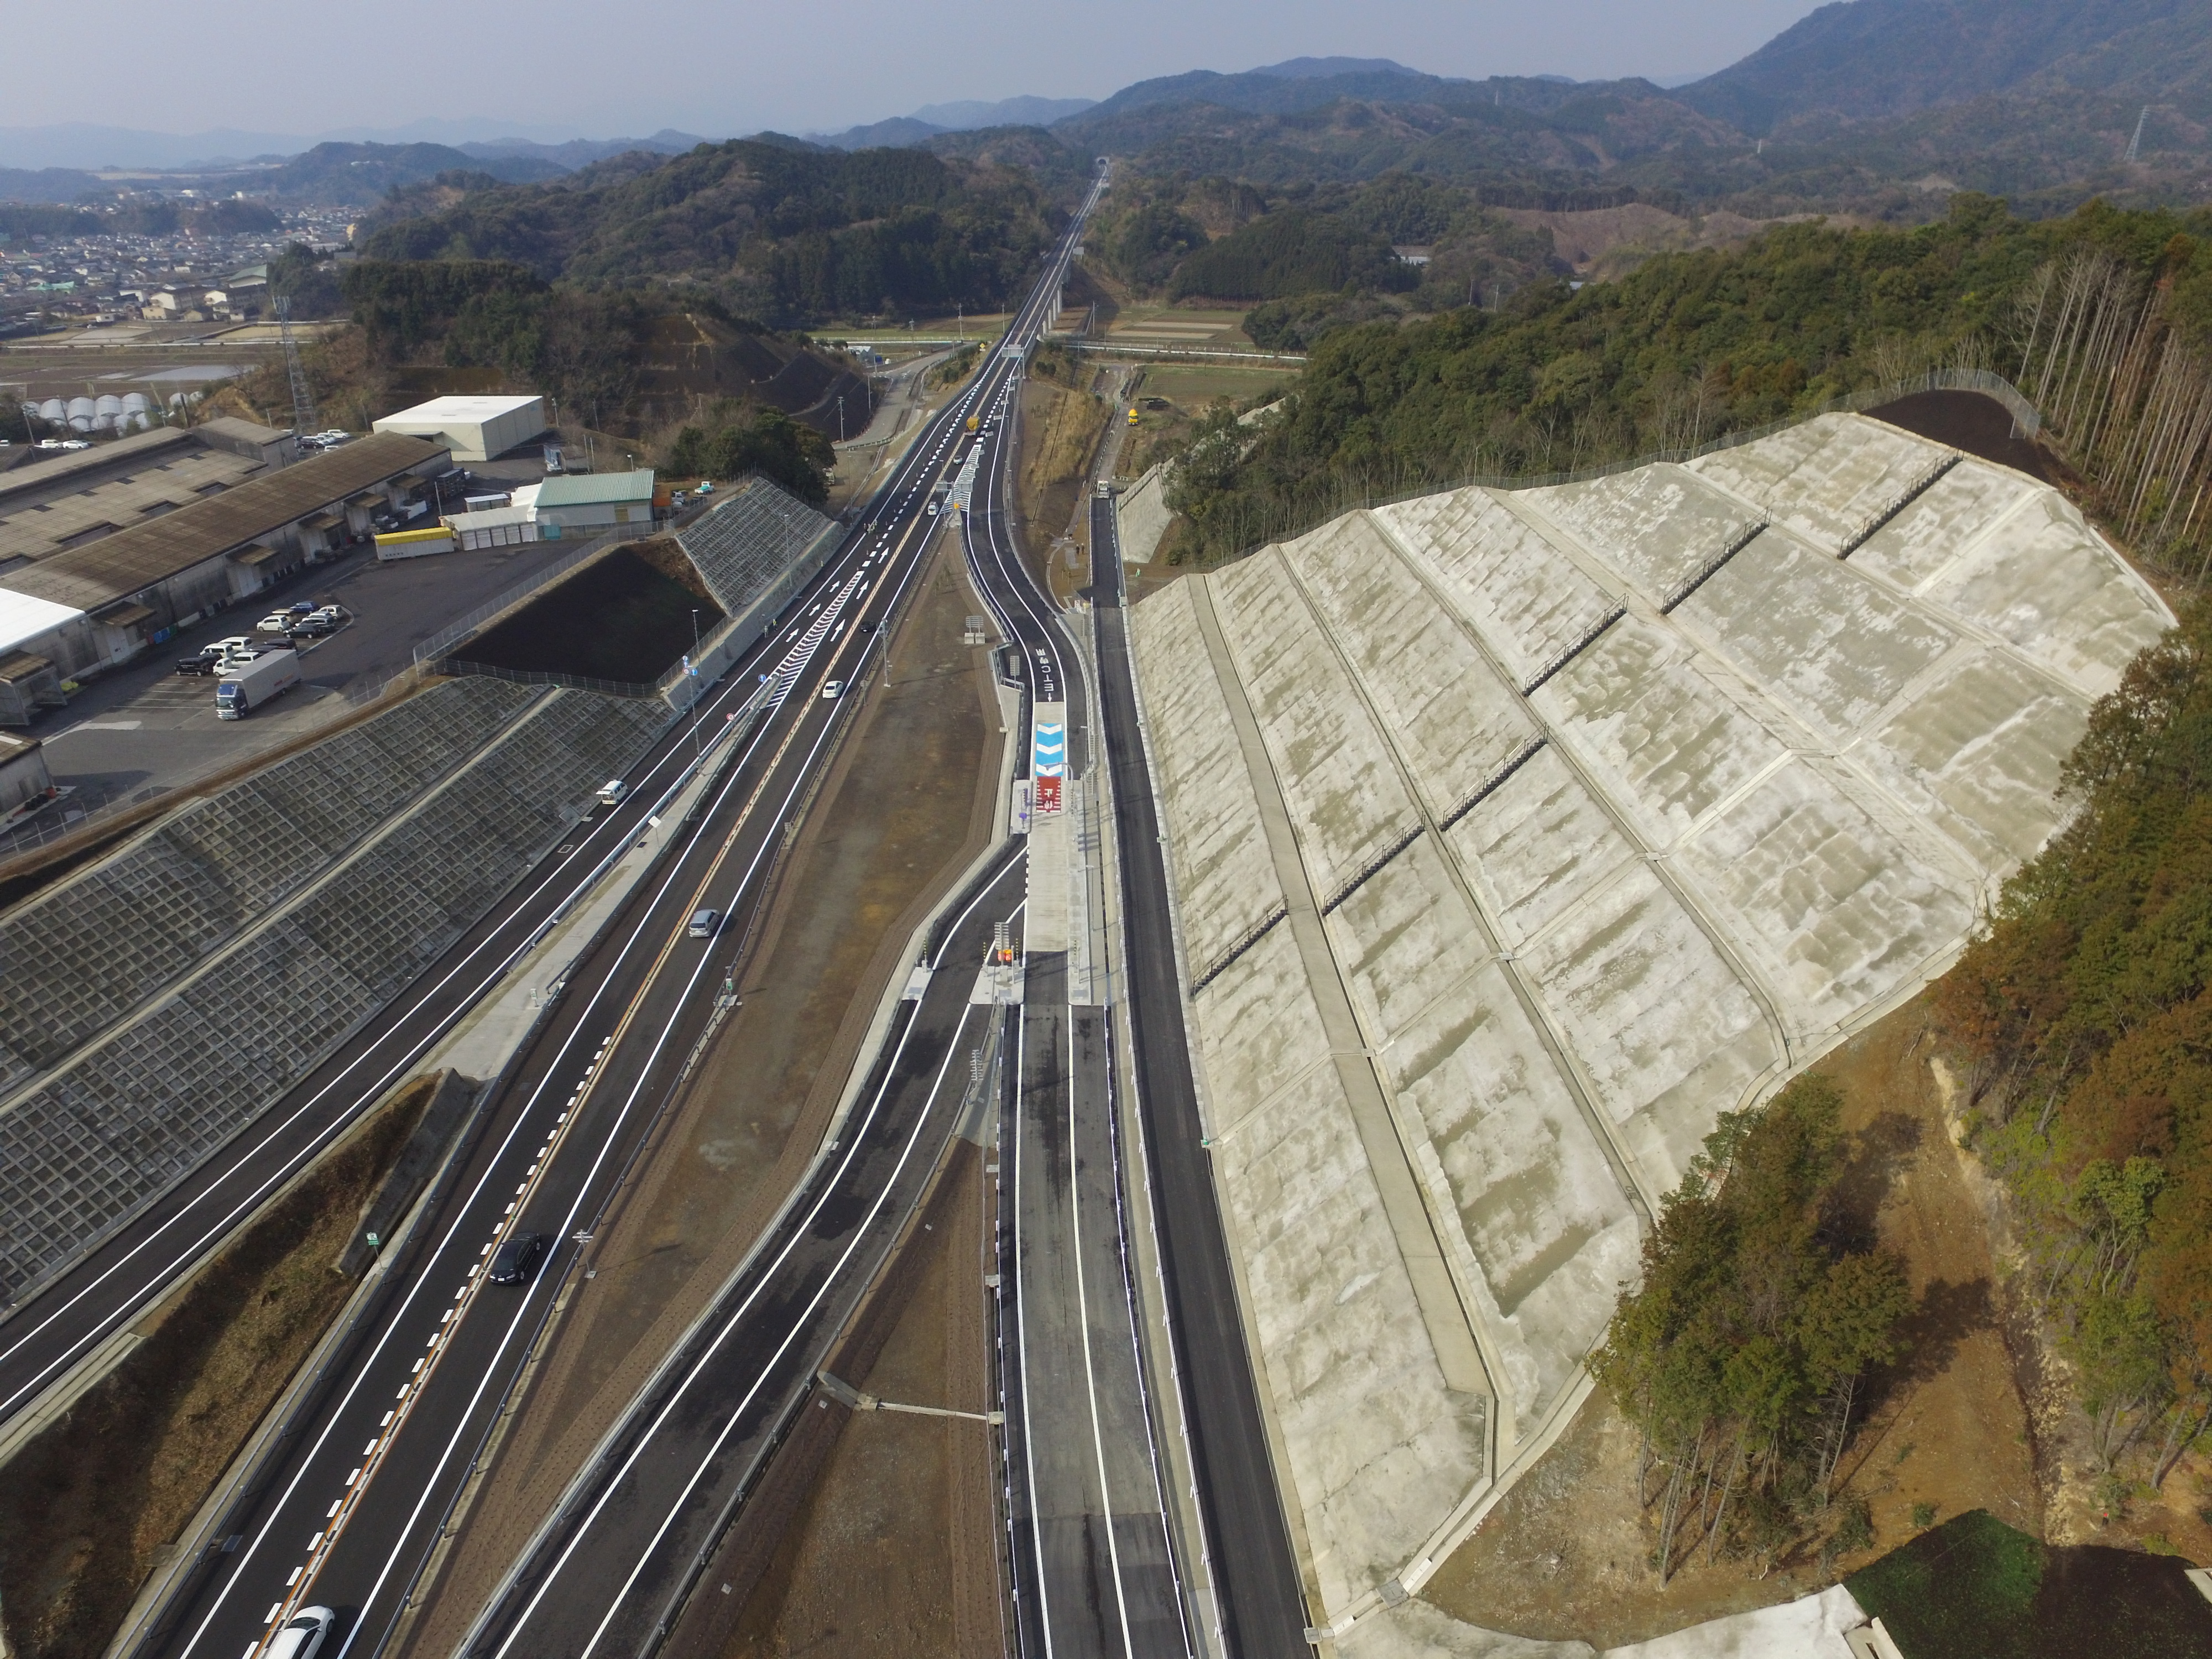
255,613,292,633
822,680,844,700
264,1606,335,1659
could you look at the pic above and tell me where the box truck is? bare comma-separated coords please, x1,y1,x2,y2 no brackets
216,648,301,718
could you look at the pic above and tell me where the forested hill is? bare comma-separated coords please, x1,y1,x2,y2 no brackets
1683,0,2212,134
358,139,1058,326
1159,196,2212,566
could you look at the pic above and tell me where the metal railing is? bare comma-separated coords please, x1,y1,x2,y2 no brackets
409,534,637,667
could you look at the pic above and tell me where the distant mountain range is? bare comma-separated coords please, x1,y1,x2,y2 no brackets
4,2,2208,217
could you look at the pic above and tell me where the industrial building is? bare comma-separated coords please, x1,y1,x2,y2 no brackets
1127,411,2174,1653
529,469,656,533
0,418,297,568
372,395,546,463
0,732,52,814
0,431,447,703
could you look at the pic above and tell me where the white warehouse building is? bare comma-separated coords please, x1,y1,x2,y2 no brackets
373,395,546,463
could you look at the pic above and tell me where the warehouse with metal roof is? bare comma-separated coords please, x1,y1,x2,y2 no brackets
0,431,447,691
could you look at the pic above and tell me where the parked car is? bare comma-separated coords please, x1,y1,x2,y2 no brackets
309,604,343,623
255,612,291,633
287,601,317,617
285,618,336,639
487,1232,547,1285
176,654,216,675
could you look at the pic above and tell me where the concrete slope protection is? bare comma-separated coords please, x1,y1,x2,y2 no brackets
1126,412,2176,1651
0,680,691,1431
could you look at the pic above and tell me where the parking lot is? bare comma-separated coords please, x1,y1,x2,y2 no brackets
4,532,587,852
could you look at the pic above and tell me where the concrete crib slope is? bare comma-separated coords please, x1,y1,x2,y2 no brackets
676,476,838,616
1125,411,2174,1645
0,681,672,1306
0,678,539,1091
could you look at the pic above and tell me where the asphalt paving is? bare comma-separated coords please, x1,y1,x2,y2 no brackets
1090,491,1318,1656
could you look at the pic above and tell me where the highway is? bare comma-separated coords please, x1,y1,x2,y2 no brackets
944,264,1196,1655
16,149,1313,1659
420,166,1121,1659
48,193,1071,1659
1089,492,1317,1656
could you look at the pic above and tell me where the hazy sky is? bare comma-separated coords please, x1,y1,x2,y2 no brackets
8,0,1832,140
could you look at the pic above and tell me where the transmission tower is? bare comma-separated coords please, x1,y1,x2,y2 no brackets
2126,106,2150,164
275,295,317,437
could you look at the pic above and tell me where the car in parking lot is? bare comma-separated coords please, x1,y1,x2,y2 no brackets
255,612,293,633
284,617,337,639
487,1232,547,1285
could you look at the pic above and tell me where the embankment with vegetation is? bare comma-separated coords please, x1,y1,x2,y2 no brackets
1158,196,2212,582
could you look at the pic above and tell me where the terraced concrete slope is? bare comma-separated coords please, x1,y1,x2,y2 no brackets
1125,411,2173,1648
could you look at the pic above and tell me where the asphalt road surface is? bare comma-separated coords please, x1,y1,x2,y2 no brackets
132,400,993,1659
434,165,1121,1659
1089,491,1317,1656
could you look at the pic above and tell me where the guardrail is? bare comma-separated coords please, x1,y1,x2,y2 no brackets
1062,341,1309,366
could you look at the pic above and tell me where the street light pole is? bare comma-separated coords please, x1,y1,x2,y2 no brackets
688,608,704,759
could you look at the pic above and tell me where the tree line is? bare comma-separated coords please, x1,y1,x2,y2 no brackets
1160,195,2212,571
1938,591,2212,1506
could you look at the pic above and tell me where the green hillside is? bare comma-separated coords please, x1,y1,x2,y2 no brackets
358,139,1058,326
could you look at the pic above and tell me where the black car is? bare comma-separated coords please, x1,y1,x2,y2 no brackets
175,656,216,675
486,1232,547,1285
285,618,336,639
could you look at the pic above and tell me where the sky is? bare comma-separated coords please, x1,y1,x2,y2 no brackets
2,0,1833,158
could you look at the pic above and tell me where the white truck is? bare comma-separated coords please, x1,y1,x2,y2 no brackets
215,648,301,718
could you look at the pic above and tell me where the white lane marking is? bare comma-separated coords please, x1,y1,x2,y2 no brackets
1013,998,1060,1659
500,985,991,1659
191,249,1063,1658
1062,1004,1136,1659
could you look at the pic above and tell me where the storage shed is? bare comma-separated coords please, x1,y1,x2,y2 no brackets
532,469,656,533
372,395,546,463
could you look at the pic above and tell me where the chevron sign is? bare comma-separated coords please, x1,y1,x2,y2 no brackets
1032,703,1066,814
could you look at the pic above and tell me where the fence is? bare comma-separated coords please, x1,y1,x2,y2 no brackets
409,536,618,667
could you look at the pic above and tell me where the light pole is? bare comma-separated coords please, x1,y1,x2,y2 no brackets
688,608,704,758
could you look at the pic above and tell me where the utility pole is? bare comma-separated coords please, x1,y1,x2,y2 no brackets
275,295,316,437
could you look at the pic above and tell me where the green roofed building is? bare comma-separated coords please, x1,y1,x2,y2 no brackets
529,469,656,534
